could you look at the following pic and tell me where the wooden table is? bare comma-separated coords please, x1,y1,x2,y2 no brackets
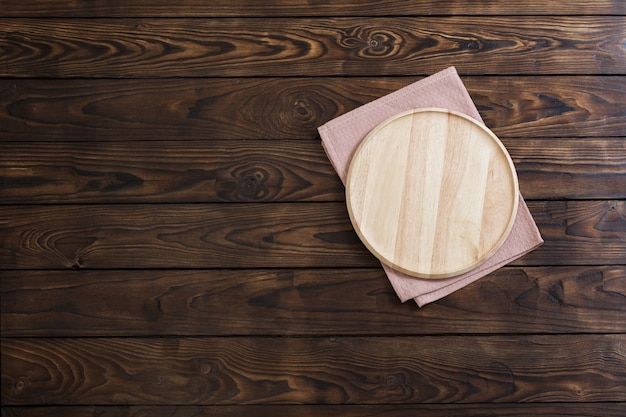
1,1,625,416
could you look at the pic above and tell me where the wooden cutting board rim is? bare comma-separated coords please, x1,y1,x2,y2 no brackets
345,107,519,279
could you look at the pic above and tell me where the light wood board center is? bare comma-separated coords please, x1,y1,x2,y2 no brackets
346,108,519,279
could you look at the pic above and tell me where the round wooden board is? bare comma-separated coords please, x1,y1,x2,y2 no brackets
346,108,519,279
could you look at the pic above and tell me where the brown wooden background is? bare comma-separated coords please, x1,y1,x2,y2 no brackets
1,1,625,416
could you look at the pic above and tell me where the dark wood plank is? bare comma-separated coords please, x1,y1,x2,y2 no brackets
1,138,624,204
2,335,625,405
2,17,624,77
1,201,624,269
1,77,624,141
2,267,624,337
505,138,626,200
0,140,343,204
4,403,626,417
0,203,372,270
530,200,626,265
2,0,624,17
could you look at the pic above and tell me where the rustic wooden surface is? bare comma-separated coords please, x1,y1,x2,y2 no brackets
1,1,625,416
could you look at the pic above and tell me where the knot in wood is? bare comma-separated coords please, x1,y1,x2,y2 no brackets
237,167,272,200
364,32,400,57
15,380,25,391
340,27,402,58
200,363,212,374
385,375,400,388
285,91,325,128
292,97,313,119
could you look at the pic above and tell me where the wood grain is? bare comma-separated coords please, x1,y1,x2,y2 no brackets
0,140,342,203
529,200,626,266
1,0,624,413
505,138,626,200
2,17,624,77
1,267,624,337
0,203,372,270
2,0,624,17
1,138,624,204
2,77,623,141
4,404,626,417
346,109,518,279
2,335,625,405
1,201,624,269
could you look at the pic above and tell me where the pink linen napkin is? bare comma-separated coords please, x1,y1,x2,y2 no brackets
318,66,543,306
